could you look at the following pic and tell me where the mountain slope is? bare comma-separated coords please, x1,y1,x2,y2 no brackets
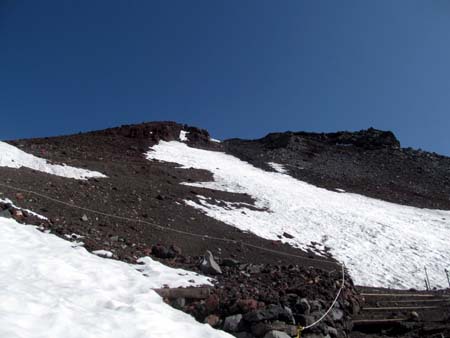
1,121,450,338
147,140,450,289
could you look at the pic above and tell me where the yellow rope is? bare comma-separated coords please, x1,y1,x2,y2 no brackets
296,325,303,338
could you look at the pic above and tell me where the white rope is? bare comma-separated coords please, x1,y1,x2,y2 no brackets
0,181,339,266
0,181,346,331
304,262,345,329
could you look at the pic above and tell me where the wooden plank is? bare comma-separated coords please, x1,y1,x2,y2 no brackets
353,318,407,325
153,287,211,300
374,299,450,304
363,305,439,311
361,293,436,297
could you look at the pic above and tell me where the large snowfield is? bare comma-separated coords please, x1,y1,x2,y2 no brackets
0,217,231,338
0,141,106,180
147,141,450,289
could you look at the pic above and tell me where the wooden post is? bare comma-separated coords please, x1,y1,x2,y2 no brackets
445,269,450,288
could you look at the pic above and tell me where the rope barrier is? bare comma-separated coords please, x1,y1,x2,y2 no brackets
303,263,345,329
0,181,346,331
0,182,338,267
295,264,345,337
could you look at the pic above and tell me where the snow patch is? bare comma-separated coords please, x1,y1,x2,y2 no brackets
0,217,229,338
146,141,450,289
92,250,114,258
268,162,288,174
65,233,85,240
210,138,221,143
0,141,106,180
179,130,189,142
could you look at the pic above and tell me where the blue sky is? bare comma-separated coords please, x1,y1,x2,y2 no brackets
1,1,449,155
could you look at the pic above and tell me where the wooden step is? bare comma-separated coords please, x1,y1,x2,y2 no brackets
353,318,408,325
361,293,437,297
362,305,439,311
352,317,410,332
372,298,450,303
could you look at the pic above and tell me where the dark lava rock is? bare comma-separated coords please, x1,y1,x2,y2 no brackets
330,308,343,322
244,305,295,324
223,314,243,332
0,209,12,219
296,298,311,315
235,332,256,338
262,330,291,338
151,244,176,259
282,232,294,239
222,258,240,267
297,315,315,327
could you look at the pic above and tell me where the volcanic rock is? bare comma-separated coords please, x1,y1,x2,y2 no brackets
262,331,291,338
223,314,243,332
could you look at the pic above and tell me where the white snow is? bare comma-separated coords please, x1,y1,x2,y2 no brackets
146,141,450,289
268,162,288,174
65,233,85,240
0,141,106,180
0,217,231,338
210,138,221,143
92,250,114,258
0,197,48,220
179,130,189,142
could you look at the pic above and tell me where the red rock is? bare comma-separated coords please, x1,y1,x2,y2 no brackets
205,294,220,312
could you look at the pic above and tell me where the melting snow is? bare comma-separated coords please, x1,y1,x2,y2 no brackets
0,141,106,180
146,141,450,289
0,217,230,338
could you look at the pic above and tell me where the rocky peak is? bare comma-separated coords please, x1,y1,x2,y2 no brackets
92,121,213,146
260,127,400,151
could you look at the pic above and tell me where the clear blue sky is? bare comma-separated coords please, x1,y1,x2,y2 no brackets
1,1,450,155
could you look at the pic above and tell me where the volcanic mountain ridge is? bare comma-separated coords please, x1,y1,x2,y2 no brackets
1,121,449,338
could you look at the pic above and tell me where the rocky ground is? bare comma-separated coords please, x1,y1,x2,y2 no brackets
1,121,449,337
0,199,356,338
